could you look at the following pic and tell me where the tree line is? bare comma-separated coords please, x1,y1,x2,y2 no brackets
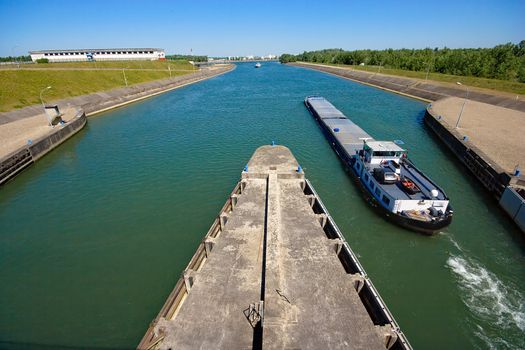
166,54,208,62
280,41,525,83
0,55,31,63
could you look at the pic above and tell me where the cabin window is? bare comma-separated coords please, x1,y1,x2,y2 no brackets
356,163,360,170
382,195,390,205
373,151,397,157
375,188,380,196
364,174,369,181
369,180,374,189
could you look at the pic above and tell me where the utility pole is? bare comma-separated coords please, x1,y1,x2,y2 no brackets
39,86,52,125
12,45,20,69
425,50,435,81
122,68,128,86
455,82,470,129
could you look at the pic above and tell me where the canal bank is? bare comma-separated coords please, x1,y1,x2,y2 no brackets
0,65,235,186
0,108,86,186
0,64,234,124
289,62,525,111
0,62,523,350
425,98,525,231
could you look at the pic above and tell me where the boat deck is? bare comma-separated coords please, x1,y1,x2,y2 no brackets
306,96,447,202
366,161,447,201
307,97,372,155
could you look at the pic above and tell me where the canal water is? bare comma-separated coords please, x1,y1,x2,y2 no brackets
1,62,524,349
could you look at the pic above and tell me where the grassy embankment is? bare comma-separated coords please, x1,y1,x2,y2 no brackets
0,60,195,112
318,63,525,95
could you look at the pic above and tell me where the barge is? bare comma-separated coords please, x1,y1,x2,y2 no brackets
138,145,412,349
304,96,452,234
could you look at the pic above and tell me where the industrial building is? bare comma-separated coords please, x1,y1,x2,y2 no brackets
29,48,165,62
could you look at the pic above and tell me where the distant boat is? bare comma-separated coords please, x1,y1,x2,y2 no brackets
255,62,261,68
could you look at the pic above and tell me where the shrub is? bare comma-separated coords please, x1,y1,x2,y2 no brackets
36,58,49,63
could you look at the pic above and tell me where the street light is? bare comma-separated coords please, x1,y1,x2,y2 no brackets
425,50,435,81
12,45,20,69
40,86,52,125
40,86,52,107
455,82,469,129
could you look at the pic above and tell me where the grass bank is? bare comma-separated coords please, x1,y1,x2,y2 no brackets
2,60,194,70
0,60,195,112
323,63,525,95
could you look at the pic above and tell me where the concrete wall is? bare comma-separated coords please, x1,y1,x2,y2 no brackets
289,62,525,112
424,107,510,198
499,187,525,232
0,111,87,186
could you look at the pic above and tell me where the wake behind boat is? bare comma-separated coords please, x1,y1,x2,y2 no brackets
304,96,453,235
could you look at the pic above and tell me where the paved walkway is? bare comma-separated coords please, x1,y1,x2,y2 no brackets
429,97,525,174
0,107,78,159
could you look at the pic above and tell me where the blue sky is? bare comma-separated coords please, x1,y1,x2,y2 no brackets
1,0,523,57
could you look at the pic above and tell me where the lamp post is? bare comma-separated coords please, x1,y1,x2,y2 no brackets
40,86,52,125
122,68,128,86
455,82,469,129
12,45,20,69
425,50,434,81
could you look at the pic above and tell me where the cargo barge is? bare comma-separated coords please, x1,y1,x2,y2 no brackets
304,96,453,234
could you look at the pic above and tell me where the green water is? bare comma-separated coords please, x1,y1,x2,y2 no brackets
1,62,524,349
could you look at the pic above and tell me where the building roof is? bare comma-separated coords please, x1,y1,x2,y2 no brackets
365,141,405,152
29,48,164,54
